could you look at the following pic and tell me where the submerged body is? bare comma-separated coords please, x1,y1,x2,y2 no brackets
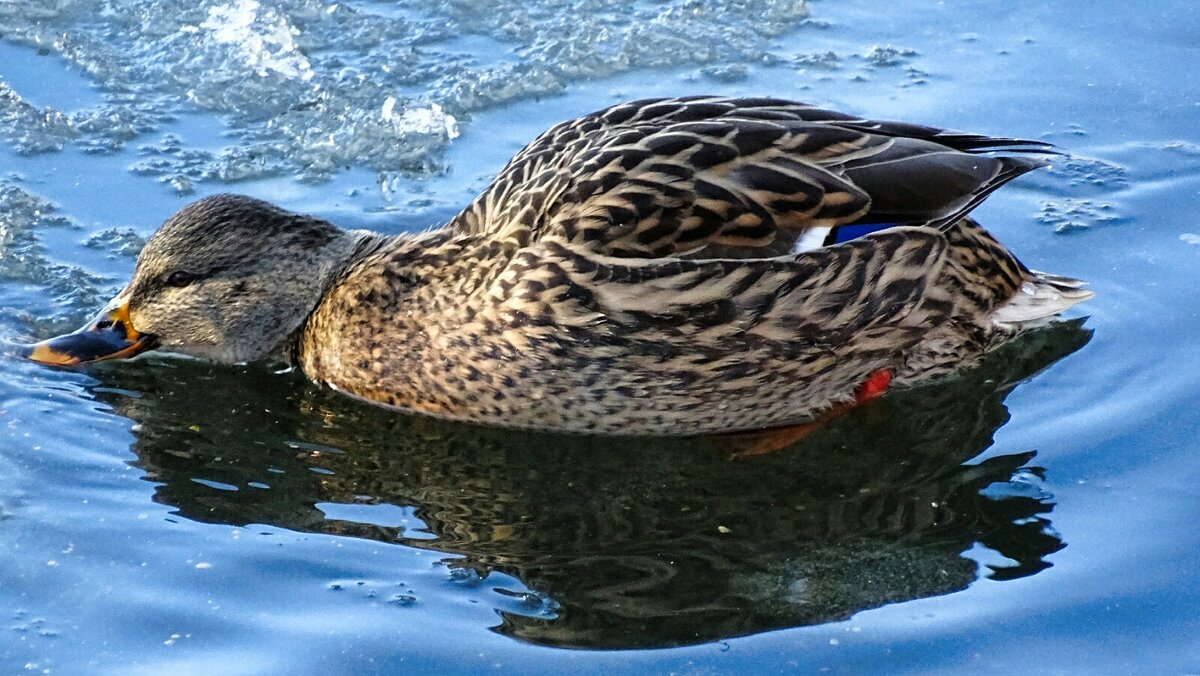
28,96,1092,434
299,217,1071,433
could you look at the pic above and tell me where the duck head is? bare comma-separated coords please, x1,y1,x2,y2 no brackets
27,194,364,366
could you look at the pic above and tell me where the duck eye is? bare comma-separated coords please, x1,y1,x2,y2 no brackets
165,271,197,288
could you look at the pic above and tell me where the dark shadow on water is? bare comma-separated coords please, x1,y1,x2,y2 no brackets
84,320,1091,649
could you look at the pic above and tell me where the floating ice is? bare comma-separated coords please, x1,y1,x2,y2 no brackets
199,0,315,82
1043,156,1129,190
1038,198,1125,234
84,228,147,258
0,0,813,186
381,98,459,140
0,182,111,336
861,45,919,68
0,81,77,154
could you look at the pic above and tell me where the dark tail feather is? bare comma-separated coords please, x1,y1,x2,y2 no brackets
821,115,1062,155
845,154,1050,232
921,155,1050,231
924,133,1063,156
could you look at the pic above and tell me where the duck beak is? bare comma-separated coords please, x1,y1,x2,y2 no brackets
25,299,158,366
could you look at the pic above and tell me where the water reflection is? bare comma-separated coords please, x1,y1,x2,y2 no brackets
86,321,1090,649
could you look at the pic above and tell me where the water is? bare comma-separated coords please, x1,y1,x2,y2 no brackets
1,0,1198,673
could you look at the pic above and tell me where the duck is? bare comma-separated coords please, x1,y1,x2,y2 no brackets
26,95,1092,435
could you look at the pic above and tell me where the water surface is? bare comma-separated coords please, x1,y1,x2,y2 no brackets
1,0,1198,673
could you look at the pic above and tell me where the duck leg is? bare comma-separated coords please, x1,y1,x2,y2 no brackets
717,369,893,460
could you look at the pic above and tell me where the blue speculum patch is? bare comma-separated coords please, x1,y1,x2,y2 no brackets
830,222,898,244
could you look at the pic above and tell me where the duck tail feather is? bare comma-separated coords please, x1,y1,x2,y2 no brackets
991,271,1094,329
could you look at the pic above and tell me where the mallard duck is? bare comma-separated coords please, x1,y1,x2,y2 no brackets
26,96,1092,435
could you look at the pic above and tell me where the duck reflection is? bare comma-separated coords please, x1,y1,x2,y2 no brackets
86,320,1090,649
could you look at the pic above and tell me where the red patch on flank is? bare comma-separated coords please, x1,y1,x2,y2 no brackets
855,369,893,404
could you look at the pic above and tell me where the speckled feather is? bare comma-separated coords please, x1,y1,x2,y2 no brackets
122,97,1090,435
452,95,1053,257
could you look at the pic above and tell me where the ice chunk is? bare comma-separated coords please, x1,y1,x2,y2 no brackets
0,182,111,336
0,0,814,186
199,0,315,82
382,98,459,140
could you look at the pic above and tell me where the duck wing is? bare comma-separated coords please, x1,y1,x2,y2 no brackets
487,227,949,362
451,96,1053,259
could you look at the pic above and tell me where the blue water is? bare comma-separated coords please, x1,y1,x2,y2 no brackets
2,0,1199,673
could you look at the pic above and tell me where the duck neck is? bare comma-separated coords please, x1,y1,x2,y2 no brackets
286,225,516,394
280,227,394,365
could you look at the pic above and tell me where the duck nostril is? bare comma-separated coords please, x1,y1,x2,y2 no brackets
94,319,114,330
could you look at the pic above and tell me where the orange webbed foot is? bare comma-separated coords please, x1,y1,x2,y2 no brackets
716,369,894,460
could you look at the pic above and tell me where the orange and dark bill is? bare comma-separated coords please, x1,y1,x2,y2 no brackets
24,301,157,366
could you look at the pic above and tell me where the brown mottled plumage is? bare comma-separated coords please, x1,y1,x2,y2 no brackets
30,96,1093,434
